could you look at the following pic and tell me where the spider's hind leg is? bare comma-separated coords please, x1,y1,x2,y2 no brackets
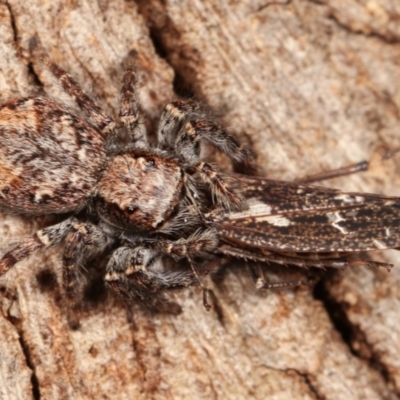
29,38,115,137
0,219,74,276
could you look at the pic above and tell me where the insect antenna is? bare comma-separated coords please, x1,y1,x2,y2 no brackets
296,147,400,184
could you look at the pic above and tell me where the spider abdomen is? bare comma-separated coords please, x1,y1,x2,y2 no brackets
0,96,106,214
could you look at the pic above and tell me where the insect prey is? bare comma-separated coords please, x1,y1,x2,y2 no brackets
1,40,400,328
208,175,400,269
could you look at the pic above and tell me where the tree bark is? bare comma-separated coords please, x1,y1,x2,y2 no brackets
1,0,400,399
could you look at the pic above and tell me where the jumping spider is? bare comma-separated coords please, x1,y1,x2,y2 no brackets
0,44,254,327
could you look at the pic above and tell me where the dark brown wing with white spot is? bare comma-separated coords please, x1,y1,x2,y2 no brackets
209,175,400,252
0,97,106,214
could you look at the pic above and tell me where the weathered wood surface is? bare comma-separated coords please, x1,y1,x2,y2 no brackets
1,1,400,399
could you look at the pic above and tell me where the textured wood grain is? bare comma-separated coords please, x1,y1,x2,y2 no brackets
1,0,400,399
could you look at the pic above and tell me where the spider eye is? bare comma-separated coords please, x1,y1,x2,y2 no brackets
170,203,180,218
126,206,138,215
147,159,155,167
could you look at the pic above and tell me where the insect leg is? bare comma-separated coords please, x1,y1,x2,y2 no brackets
247,263,306,290
62,221,111,329
0,219,73,276
152,230,223,311
118,68,147,147
29,38,115,136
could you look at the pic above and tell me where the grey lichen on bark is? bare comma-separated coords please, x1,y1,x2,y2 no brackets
1,1,400,399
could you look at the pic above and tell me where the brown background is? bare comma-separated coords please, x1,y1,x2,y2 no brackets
1,0,400,399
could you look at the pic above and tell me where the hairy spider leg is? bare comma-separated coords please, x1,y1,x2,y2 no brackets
118,68,147,147
30,40,115,137
0,218,112,328
0,219,73,276
105,246,199,314
156,229,219,259
62,221,111,328
157,99,256,170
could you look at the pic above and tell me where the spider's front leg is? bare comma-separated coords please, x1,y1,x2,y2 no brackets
105,246,196,314
157,99,254,209
105,231,220,313
186,161,245,210
157,99,257,172
156,230,221,311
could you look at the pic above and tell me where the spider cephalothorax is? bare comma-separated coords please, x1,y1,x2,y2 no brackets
95,149,186,232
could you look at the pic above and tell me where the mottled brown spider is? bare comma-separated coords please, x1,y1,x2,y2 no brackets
0,42,253,327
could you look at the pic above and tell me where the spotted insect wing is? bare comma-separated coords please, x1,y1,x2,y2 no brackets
206,174,400,271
